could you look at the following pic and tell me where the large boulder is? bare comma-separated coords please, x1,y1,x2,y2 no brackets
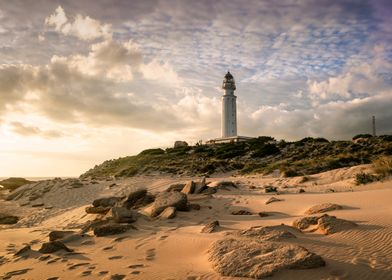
158,207,176,219
305,203,342,215
85,206,111,214
165,183,186,192
201,220,220,233
49,230,76,242
92,196,122,208
317,214,357,235
181,181,195,194
0,213,19,224
121,189,153,209
292,216,319,230
38,241,73,253
209,238,325,278
194,177,208,194
150,191,188,217
93,223,134,237
107,207,137,223
239,225,297,241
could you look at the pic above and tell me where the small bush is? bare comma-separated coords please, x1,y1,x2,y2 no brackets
138,148,165,156
352,134,372,141
373,156,392,178
355,172,378,185
250,144,280,158
280,167,299,177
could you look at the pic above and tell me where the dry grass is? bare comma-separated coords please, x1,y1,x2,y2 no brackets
373,156,392,178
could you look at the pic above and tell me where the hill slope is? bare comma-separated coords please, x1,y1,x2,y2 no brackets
80,136,392,179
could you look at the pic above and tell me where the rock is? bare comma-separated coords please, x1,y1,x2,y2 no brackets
201,187,217,195
92,196,122,208
239,226,297,241
194,177,208,194
107,274,126,280
3,268,32,279
264,185,277,193
265,197,282,205
38,241,73,253
209,181,237,190
305,203,342,215
165,183,186,192
31,202,45,207
201,220,219,233
317,214,357,235
231,210,253,215
258,212,269,217
49,231,75,242
208,238,325,278
93,223,134,237
150,191,188,217
158,207,176,219
85,206,111,214
189,203,201,210
292,216,320,230
14,245,32,256
174,141,188,148
108,207,137,223
298,188,306,193
121,189,150,209
181,181,195,194
0,213,19,224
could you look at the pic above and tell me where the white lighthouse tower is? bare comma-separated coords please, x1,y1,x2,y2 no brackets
221,71,237,137
206,71,253,144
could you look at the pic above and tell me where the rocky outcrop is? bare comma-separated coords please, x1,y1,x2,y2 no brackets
158,207,176,219
165,183,186,192
181,181,195,194
239,225,297,241
122,189,154,209
265,197,282,205
92,196,122,208
174,141,188,148
93,223,135,237
292,214,357,234
305,203,342,215
209,238,325,279
0,213,19,224
38,241,73,253
107,207,136,223
150,191,188,217
231,210,253,215
49,230,76,242
201,220,220,233
85,206,111,214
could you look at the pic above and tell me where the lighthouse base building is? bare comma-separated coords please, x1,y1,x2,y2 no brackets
207,72,253,144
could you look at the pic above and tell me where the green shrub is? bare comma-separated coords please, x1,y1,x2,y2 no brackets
138,148,165,156
373,156,392,178
250,144,280,158
0,177,32,191
355,172,378,185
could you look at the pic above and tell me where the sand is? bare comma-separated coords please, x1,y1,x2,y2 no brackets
0,164,392,279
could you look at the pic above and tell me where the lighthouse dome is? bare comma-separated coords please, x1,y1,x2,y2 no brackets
222,71,236,90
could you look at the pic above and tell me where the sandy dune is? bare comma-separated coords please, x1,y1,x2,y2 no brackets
1,165,392,280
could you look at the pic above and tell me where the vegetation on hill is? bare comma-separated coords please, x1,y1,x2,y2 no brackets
81,135,392,179
0,177,33,191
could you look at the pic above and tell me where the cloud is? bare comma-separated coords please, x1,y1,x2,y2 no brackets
10,121,63,138
45,6,112,41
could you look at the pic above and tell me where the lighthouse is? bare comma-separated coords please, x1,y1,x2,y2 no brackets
221,71,237,137
206,71,253,144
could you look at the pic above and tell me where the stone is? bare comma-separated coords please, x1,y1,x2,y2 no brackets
150,191,188,217
292,216,320,230
158,207,176,219
239,226,297,241
298,188,306,193
121,189,148,209
209,181,237,190
201,220,219,233
208,238,325,279
0,213,19,224
305,203,342,215
31,202,45,207
174,141,188,148
108,207,136,223
92,196,122,208
265,197,282,205
49,231,75,242
258,212,269,217
231,210,253,215
201,187,217,195
85,206,111,214
194,177,208,194
93,223,134,237
14,245,32,256
165,183,186,192
317,214,357,235
264,185,277,193
3,269,32,279
181,181,195,194
38,241,73,254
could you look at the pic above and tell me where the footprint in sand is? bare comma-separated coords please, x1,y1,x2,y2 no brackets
159,235,168,240
81,270,92,276
103,245,114,251
128,264,144,269
67,262,90,270
145,248,156,261
130,271,141,275
46,277,59,280
98,271,109,275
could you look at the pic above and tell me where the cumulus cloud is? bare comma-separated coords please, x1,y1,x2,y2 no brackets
45,6,112,41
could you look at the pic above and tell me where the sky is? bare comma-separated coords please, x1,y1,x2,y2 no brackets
0,0,391,177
